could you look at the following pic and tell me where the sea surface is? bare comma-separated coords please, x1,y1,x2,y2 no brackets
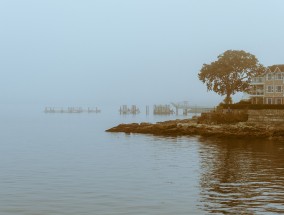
1,105,284,215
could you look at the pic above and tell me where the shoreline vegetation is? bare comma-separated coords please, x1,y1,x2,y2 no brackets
106,112,284,140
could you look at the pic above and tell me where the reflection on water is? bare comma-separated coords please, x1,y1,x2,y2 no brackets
1,105,284,214
198,138,284,214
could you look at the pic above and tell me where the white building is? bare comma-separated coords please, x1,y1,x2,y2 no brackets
249,65,284,104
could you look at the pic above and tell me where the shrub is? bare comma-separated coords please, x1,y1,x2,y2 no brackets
197,110,248,124
220,104,284,110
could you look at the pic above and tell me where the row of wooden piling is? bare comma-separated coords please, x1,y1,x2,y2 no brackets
44,105,214,115
119,105,215,115
44,107,101,113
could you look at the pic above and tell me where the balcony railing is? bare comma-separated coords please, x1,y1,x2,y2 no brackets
251,78,264,84
249,90,264,95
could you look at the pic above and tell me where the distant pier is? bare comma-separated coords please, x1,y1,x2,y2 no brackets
171,101,214,115
189,106,214,114
153,105,174,115
44,103,213,115
118,103,214,116
44,107,101,113
119,105,140,114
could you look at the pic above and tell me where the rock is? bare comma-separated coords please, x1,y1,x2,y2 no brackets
105,120,284,139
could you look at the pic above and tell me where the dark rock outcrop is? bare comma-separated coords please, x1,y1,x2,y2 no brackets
106,119,284,139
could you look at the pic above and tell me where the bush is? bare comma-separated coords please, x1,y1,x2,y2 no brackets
197,110,248,124
221,104,284,110
235,99,251,105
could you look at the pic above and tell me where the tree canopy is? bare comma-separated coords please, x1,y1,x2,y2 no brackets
198,50,265,104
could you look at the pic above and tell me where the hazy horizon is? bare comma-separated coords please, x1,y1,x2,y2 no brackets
1,0,284,107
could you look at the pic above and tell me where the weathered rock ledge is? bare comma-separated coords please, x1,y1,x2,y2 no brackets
106,119,284,139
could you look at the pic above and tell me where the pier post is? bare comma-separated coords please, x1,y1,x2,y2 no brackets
146,106,149,115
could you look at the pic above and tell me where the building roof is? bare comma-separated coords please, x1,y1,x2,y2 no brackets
268,64,284,72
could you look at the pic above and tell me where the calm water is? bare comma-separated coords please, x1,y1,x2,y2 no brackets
1,105,284,215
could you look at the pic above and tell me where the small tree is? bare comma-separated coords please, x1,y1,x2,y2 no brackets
198,50,264,104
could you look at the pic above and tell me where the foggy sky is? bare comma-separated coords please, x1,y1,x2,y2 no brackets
1,0,284,106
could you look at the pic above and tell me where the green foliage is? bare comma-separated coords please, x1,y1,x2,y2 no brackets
198,50,265,104
198,111,248,124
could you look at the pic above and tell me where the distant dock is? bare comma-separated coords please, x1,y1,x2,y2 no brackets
118,103,214,116
44,107,101,113
153,105,174,115
188,106,215,114
171,102,214,115
119,105,140,114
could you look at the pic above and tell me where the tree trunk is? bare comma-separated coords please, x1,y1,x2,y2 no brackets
224,94,232,104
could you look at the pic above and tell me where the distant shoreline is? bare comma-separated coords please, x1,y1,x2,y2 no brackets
106,119,284,140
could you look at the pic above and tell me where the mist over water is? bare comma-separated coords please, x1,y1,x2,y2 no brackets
2,0,284,214
1,105,284,214
2,0,284,106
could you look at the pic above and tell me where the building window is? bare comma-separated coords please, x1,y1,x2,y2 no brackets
276,73,282,80
276,85,282,92
252,77,263,83
276,98,282,104
267,85,274,93
267,73,273,80
267,98,273,104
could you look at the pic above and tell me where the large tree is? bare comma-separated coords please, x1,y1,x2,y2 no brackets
198,50,264,104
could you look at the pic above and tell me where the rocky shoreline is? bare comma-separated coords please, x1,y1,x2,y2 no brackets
106,119,284,139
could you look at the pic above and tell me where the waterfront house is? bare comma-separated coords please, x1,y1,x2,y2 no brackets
249,65,284,104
